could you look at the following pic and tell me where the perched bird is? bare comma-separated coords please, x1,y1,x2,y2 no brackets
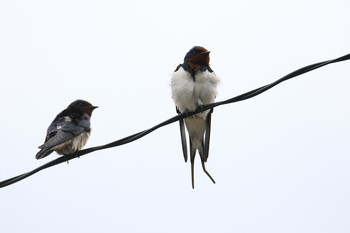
171,46,220,188
36,99,98,160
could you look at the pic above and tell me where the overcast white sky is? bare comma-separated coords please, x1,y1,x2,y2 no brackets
1,0,350,232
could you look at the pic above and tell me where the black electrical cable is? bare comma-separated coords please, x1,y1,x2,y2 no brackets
1,53,349,188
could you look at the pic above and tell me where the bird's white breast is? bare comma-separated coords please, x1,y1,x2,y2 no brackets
171,67,219,116
53,132,90,155
71,132,90,151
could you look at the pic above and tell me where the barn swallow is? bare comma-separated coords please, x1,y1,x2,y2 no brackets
170,46,220,188
36,99,98,160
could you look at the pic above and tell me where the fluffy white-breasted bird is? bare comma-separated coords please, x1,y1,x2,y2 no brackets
171,46,220,188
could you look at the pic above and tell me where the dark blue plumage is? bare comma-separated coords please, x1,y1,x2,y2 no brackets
36,100,98,160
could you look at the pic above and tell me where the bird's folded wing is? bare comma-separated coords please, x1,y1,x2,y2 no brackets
179,118,188,162
176,107,188,162
39,122,86,149
203,109,213,162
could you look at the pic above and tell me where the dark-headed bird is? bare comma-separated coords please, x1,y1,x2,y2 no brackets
170,46,220,188
36,99,98,160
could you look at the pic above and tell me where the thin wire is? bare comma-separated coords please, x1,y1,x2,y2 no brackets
1,53,349,188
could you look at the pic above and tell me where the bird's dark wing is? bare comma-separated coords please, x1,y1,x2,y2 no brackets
174,64,182,72
39,121,86,150
35,149,54,160
203,109,213,162
176,108,188,162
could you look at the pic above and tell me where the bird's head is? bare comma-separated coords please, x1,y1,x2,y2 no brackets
184,46,210,67
68,100,98,116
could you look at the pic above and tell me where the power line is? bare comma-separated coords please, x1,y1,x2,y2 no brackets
1,52,349,188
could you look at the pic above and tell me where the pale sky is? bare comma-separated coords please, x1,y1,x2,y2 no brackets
1,1,350,233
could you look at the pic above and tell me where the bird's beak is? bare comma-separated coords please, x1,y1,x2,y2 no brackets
200,51,210,55
90,106,98,110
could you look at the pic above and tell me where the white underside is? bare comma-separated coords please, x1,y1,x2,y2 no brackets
53,132,90,155
171,67,219,150
171,67,219,117
184,117,207,150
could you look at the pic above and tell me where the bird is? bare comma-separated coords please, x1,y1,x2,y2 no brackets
36,99,98,160
170,46,220,188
